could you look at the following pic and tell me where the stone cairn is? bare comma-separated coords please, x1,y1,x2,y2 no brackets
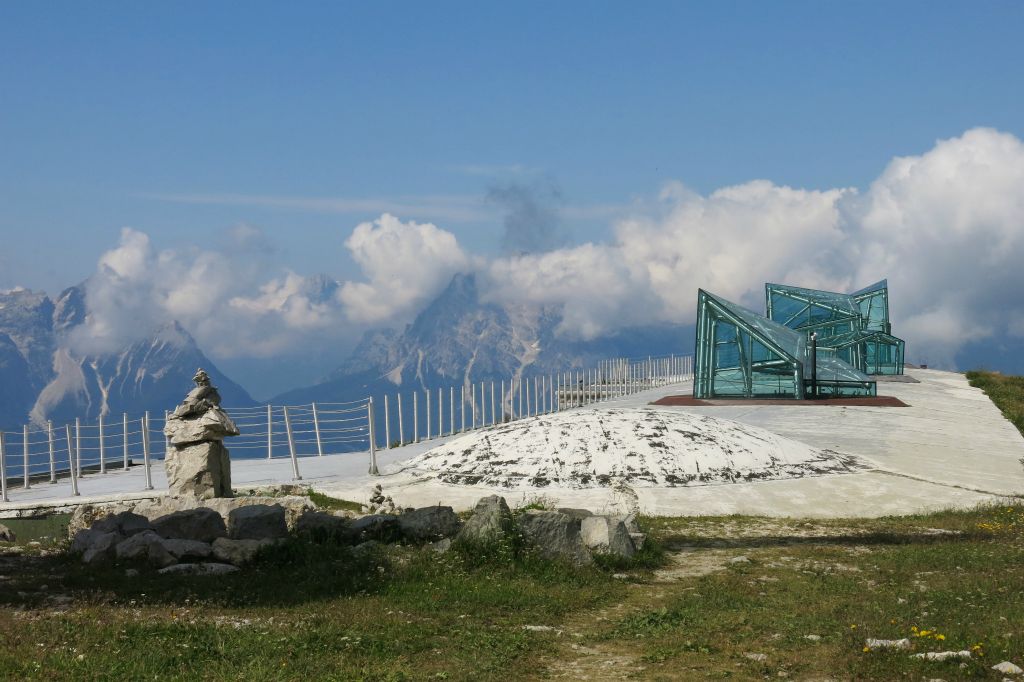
162,368,239,499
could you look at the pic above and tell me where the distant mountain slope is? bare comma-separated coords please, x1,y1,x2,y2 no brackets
0,284,256,429
273,273,691,405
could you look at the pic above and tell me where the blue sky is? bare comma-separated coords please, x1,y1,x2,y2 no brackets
3,2,1024,395
3,1,1023,293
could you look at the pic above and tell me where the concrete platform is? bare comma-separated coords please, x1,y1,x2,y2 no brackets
3,369,1023,519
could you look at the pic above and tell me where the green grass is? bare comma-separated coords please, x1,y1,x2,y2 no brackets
3,507,1024,679
967,370,1024,437
306,490,365,513
0,513,70,546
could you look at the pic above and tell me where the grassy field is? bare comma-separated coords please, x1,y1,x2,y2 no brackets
2,502,1023,681
967,370,1024,438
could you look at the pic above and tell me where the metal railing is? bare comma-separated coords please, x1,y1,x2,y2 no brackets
0,353,693,503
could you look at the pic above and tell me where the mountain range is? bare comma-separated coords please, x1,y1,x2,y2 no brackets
0,285,255,430
0,273,690,430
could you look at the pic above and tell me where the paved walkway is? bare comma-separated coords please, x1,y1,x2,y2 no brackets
4,370,1023,518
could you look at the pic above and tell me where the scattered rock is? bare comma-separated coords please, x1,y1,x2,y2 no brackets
228,504,288,540
866,638,911,650
152,508,227,543
124,568,139,577
351,514,403,543
162,539,214,561
429,538,452,553
457,496,514,543
158,562,240,576
70,529,114,555
729,555,751,564
92,511,153,537
115,531,176,568
81,532,119,565
211,537,276,565
744,652,768,662
580,516,636,557
398,506,462,543
352,540,380,557
556,508,594,520
522,625,562,634
294,510,351,541
804,634,822,642
0,523,16,543
912,651,972,661
993,661,1024,675
518,510,593,566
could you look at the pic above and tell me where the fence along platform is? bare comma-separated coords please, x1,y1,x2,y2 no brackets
0,353,693,504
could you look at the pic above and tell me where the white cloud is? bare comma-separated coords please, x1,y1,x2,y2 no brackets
77,127,1024,372
338,213,472,324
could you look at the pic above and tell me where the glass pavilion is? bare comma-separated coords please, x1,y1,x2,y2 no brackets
693,289,881,400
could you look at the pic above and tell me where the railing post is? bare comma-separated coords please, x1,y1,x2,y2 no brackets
518,376,523,418
489,381,494,426
122,413,129,470
164,410,171,459
426,389,431,440
367,397,379,475
74,418,82,477
48,420,56,483
283,406,302,480
0,431,7,502
63,425,79,496
383,396,391,450
397,393,404,445
449,386,455,435
471,383,476,429
460,386,465,432
266,405,273,459
414,391,419,442
98,414,105,474
23,424,31,489
142,413,153,491
311,402,324,456
500,380,505,422
438,387,443,438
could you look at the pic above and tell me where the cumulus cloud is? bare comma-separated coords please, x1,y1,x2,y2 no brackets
70,227,348,359
337,213,472,324
72,127,1024,372
483,128,1024,367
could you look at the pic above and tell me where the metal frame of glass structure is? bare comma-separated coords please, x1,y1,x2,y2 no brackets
765,279,905,375
693,289,877,399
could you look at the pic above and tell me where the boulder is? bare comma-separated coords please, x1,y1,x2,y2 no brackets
163,406,239,446
212,537,276,565
294,510,351,541
158,562,239,576
71,528,116,554
91,511,153,537
152,508,227,543
162,539,214,561
457,496,514,543
81,532,119,565
228,504,288,540
350,514,403,544
398,506,462,543
0,523,15,543
115,531,176,568
557,508,594,521
165,440,232,500
518,510,593,566
580,516,636,558
205,495,313,530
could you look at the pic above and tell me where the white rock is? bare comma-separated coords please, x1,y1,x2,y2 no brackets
580,516,635,557
804,634,822,641
744,652,768,662
993,661,1024,675
730,555,751,564
866,638,911,650
912,651,972,661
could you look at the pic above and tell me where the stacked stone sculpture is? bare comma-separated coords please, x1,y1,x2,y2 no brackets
162,368,239,499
